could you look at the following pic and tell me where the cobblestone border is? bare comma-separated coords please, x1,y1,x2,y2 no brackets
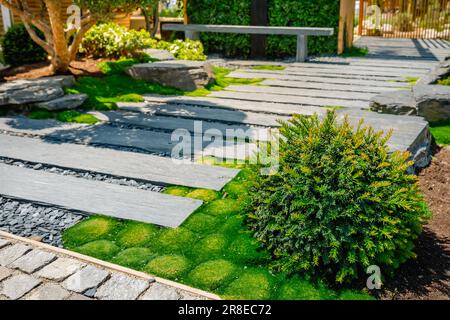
0,230,220,300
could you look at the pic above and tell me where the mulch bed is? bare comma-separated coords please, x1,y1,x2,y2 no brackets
380,147,450,300
0,58,107,82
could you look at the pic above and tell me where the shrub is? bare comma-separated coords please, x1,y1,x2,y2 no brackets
1,23,48,66
155,39,207,61
80,22,155,58
248,111,430,284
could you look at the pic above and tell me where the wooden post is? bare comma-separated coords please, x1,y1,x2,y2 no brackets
358,0,365,35
250,0,268,59
338,0,356,54
183,0,188,24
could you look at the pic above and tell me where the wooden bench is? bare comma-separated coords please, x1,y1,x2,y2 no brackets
162,24,335,62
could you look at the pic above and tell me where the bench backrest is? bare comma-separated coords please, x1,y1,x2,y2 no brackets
162,24,334,36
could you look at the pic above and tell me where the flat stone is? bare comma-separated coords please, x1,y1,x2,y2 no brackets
25,283,70,300
66,293,93,300
10,249,56,274
0,85,64,105
0,274,41,300
62,265,109,293
179,291,206,300
370,89,417,115
35,258,86,281
0,243,31,267
0,266,12,282
144,48,175,61
140,283,180,300
0,163,203,228
35,94,88,111
127,60,214,91
95,274,151,300
414,84,450,122
0,238,10,249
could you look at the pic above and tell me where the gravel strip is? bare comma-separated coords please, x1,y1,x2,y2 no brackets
0,197,84,247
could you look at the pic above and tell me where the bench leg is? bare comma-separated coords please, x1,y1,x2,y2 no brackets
296,35,308,62
185,31,200,41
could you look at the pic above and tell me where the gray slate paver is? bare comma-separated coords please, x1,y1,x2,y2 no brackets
0,274,42,300
35,258,86,281
0,243,31,266
10,249,56,273
25,283,70,300
95,274,151,300
0,238,10,249
0,266,12,282
140,283,180,300
63,265,110,293
0,163,203,228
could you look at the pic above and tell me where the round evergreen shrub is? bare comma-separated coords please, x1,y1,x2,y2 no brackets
248,111,430,283
1,23,48,66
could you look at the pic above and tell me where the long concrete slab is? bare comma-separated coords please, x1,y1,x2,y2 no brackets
283,64,428,76
228,71,409,88
0,163,203,228
0,134,239,191
209,91,369,109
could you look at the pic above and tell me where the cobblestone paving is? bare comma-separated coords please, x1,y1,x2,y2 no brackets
0,234,210,300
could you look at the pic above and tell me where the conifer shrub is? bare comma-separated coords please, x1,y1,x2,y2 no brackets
248,111,430,283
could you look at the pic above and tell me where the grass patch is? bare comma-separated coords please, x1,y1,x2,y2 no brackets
185,189,220,202
202,199,243,217
164,186,192,197
340,46,369,57
277,276,337,300
191,234,228,262
430,119,450,146
223,269,274,300
227,234,271,264
75,240,120,260
188,259,236,291
56,110,99,124
182,213,222,234
156,228,198,253
145,255,190,279
28,109,53,120
251,65,286,71
113,247,155,269
116,221,161,248
63,216,120,248
437,76,450,86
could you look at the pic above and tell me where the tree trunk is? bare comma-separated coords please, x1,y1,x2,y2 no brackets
142,7,153,33
150,4,159,38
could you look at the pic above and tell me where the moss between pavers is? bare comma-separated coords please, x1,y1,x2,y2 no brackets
62,165,373,300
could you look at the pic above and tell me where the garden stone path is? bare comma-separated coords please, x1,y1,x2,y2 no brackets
0,232,216,300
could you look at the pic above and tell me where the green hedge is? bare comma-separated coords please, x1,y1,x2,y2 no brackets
187,0,339,58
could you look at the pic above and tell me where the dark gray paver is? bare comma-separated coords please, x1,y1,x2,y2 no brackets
228,71,410,88
25,283,71,300
10,249,56,274
0,274,42,300
0,134,240,191
119,102,292,126
62,265,109,293
0,163,203,228
209,90,369,109
0,243,31,266
95,274,151,300
142,95,328,116
226,85,372,101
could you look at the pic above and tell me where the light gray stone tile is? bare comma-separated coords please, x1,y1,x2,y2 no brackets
25,283,70,300
0,274,41,300
66,293,93,300
0,238,10,249
62,265,109,293
35,258,86,282
11,249,56,274
0,244,31,267
0,266,12,282
95,273,151,300
140,283,180,300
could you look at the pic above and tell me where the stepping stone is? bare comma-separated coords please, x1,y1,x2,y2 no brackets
285,63,428,76
95,274,151,300
0,274,41,300
226,85,372,101
0,266,12,282
0,134,239,191
35,94,88,111
119,102,291,126
0,238,10,250
140,283,180,300
142,95,328,116
0,243,31,267
25,283,70,300
63,265,109,293
228,71,410,88
209,91,369,109
91,111,273,142
261,79,397,94
35,258,86,282
0,163,203,228
10,249,56,274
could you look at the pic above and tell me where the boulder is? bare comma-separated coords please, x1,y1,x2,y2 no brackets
127,60,214,91
144,48,176,61
370,89,417,115
417,59,450,85
414,85,450,122
0,75,76,106
35,94,88,111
